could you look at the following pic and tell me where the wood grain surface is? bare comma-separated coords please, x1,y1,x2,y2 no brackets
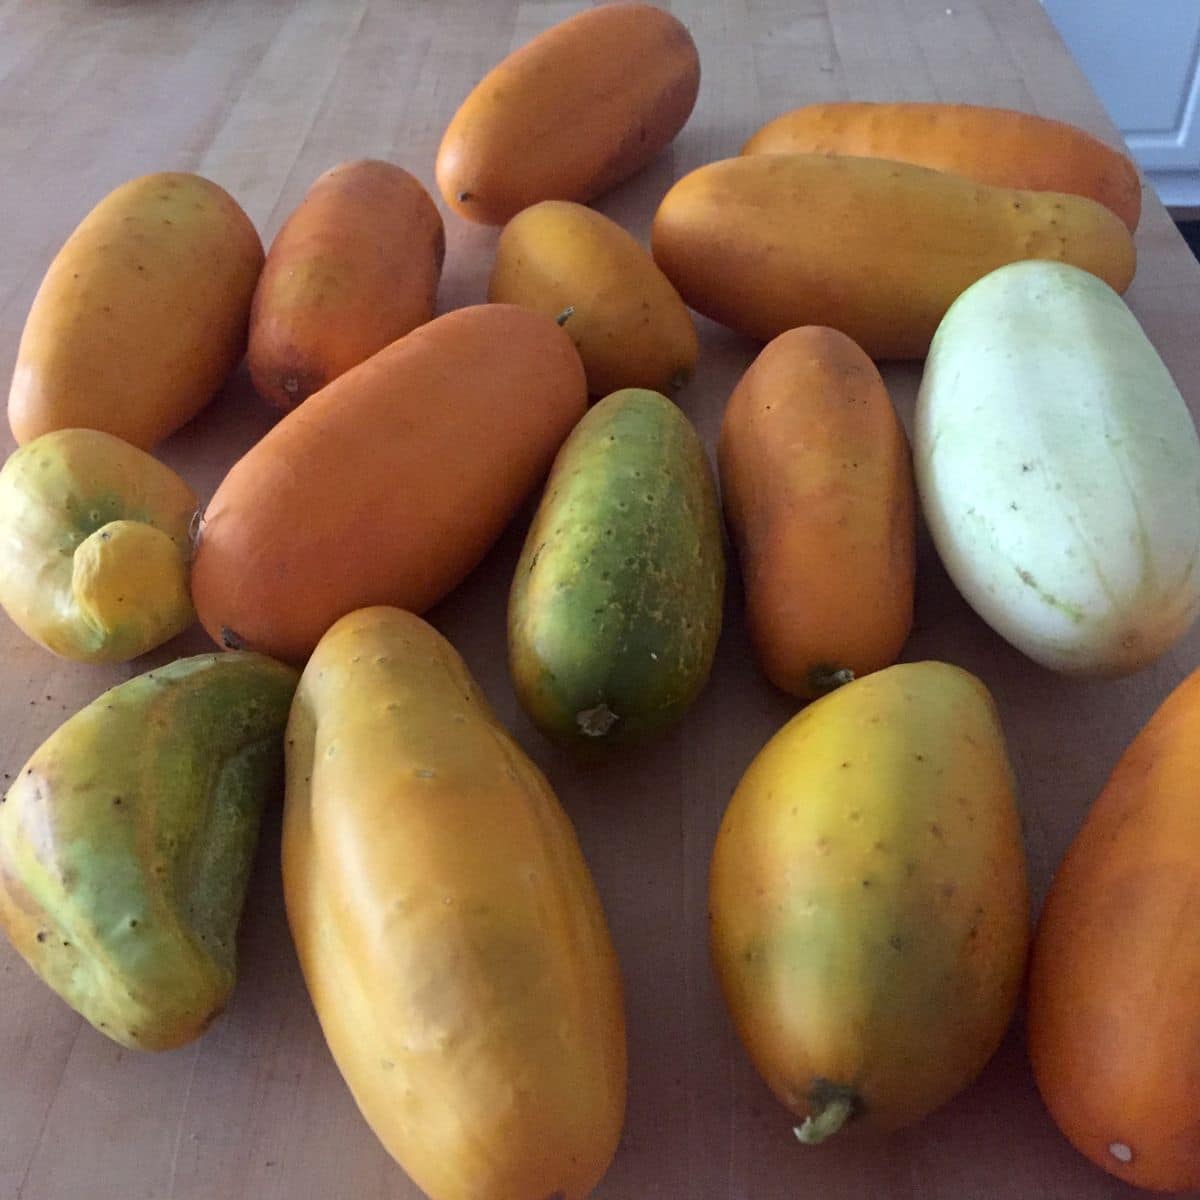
1,2,1198,1198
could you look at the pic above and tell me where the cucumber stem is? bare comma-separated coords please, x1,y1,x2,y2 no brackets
794,1095,855,1145
809,666,855,696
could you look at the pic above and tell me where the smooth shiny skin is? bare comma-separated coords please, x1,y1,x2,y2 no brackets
1030,666,1200,1192
283,607,627,1200
709,662,1030,1139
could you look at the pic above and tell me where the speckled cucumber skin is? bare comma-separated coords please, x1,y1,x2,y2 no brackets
915,260,1200,675
508,388,725,744
709,661,1031,1137
0,652,298,1050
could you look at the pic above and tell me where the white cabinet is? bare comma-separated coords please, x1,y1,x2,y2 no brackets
1043,0,1200,208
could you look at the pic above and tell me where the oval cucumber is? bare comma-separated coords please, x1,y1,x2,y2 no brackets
509,388,724,744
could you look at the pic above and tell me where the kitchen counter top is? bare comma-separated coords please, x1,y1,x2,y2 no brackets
2,2,1198,1198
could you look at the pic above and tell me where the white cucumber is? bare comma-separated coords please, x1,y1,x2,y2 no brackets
915,261,1200,675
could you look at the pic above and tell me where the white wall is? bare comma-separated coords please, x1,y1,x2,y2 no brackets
1043,0,1200,207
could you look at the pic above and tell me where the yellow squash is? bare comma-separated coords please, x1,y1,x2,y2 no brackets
0,429,197,662
9,172,263,448
709,662,1029,1140
283,607,627,1200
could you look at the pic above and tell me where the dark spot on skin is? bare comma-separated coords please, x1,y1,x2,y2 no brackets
457,191,473,203
840,761,850,768
929,823,944,840
113,796,122,807
861,878,873,888
36,931,47,943
888,934,903,951
914,753,925,762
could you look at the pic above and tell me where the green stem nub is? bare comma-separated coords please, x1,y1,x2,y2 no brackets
809,666,855,696
794,1094,856,1145
555,305,575,326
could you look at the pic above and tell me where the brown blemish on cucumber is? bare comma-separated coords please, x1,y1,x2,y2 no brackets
1013,564,1086,622
576,703,619,737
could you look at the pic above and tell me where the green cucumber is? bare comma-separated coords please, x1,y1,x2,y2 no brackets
508,388,724,744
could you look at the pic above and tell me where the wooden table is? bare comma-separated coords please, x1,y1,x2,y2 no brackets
2,2,1198,1198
